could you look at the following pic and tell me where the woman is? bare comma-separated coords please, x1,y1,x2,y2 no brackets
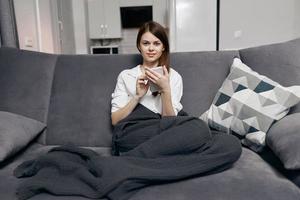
111,21,182,125
107,21,241,200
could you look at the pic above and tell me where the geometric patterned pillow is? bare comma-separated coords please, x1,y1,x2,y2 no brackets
200,58,300,152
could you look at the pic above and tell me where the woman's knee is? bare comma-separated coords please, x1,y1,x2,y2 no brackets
225,134,242,161
215,133,242,162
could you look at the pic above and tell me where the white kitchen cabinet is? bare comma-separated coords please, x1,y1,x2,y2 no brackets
88,0,121,39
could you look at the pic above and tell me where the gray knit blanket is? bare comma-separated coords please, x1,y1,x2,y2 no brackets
14,104,241,200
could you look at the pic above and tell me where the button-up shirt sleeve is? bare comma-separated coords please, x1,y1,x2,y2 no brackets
171,70,183,115
111,71,130,113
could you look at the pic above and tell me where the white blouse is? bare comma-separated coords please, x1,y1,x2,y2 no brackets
111,65,183,115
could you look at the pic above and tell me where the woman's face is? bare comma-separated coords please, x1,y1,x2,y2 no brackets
138,31,164,67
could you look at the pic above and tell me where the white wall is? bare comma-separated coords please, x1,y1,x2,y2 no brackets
14,0,56,53
119,29,139,54
72,0,89,54
220,0,300,50
295,0,300,38
119,0,153,7
153,0,168,27
14,0,39,51
168,0,216,52
38,0,55,53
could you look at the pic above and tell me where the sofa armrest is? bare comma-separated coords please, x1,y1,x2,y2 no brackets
267,113,300,170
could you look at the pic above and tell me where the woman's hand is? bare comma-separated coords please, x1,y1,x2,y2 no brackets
145,66,171,93
136,74,149,98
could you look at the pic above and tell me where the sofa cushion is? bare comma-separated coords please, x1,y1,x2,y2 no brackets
0,111,46,162
129,148,300,200
171,50,239,117
46,54,142,147
0,47,57,124
239,38,300,114
284,170,300,188
1,144,299,200
201,58,300,152
45,50,239,147
267,113,300,169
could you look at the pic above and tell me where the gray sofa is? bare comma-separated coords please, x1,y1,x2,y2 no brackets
0,38,300,200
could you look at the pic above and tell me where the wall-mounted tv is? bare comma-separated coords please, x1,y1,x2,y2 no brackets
120,6,153,28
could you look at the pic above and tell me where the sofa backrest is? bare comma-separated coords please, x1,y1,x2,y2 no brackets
171,51,239,116
0,47,57,123
45,54,142,147
43,50,239,147
0,38,299,148
239,38,300,113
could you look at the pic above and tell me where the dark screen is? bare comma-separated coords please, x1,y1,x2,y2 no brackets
120,6,153,28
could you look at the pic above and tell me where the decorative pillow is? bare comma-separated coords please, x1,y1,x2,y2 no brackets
267,113,300,169
0,111,46,162
200,58,300,152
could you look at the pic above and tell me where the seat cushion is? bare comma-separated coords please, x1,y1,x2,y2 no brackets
1,144,299,200
130,148,300,200
0,143,111,200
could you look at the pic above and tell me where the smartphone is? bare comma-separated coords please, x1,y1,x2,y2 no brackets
148,66,164,93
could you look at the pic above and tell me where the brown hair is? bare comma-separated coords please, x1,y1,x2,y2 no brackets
136,21,170,71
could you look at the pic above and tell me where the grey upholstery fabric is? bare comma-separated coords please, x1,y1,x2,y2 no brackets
267,113,300,169
0,47,57,123
0,0,19,47
1,39,300,200
1,144,299,200
0,143,110,200
46,54,142,147
249,146,300,189
46,51,238,147
171,50,239,117
201,57,300,152
0,111,45,162
130,148,300,200
239,38,300,113
285,170,300,188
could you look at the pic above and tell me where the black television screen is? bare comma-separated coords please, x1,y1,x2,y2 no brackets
120,6,153,28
